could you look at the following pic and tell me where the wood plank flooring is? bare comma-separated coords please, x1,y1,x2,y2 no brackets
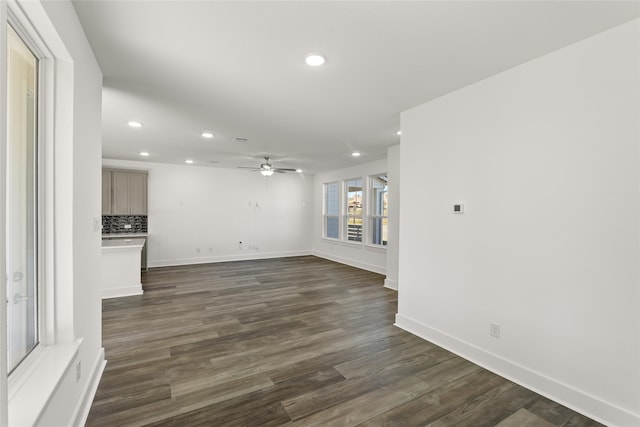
87,256,602,427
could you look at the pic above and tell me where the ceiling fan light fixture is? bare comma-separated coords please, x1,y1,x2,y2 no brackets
351,151,361,157
305,53,326,67
128,121,143,128
260,169,274,177
201,131,214,138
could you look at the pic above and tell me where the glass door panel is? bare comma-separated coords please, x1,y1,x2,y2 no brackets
6,26,39,373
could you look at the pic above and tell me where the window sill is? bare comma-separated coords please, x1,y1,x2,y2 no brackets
323,238,388,250
342,239,364,246
365,244,387,251
8,339,82,426
322,237,362,246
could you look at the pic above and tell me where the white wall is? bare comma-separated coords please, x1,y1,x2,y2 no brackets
40,1,104,425
397,19,640,426
385,145,400,290
0,1,104,425
102,159,313,267
311,159,388,275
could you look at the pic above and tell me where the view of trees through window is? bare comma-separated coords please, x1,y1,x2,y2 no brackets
346,178,363,242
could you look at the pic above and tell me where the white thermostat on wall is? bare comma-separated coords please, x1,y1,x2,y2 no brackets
453,203,465,214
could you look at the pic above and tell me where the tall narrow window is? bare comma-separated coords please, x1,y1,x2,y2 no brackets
345,178,363,242
6,26,39,373
324,182,339,239
370,174,388,246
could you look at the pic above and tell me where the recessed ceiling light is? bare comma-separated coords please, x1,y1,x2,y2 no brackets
396,130,402,136
352,152,361,157
185,159,194,164
201,131,214,138
305,53,326,67
296,169,302,173
139,151,149,156
128,121,142,128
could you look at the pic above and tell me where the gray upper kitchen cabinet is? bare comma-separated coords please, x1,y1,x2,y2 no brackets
128,173,147,214
103,169,148,215
102,170,112,215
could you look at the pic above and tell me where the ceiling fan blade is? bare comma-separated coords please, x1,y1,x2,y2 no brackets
274,168,297,172
237,166,260,170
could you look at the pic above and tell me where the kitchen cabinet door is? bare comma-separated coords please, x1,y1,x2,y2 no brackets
102,170,112,214
129,173,147,214
112,171,131,214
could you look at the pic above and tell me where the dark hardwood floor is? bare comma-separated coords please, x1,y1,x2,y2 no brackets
87,256,602,426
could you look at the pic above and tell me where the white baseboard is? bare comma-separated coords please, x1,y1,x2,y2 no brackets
72,347,106,427
312,250,386,275
148,250,312,269
102,286,143,299
394,313,640,427
384,278,398,290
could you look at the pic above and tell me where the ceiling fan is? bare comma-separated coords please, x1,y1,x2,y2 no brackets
237,156,297,177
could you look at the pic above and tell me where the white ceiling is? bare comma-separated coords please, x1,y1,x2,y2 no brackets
72,1,639,174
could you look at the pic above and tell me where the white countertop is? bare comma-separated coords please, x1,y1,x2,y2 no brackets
102,233,148,238
101,238,146,251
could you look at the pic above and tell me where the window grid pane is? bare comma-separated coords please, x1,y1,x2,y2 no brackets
325,216,339,239
370,175,388,246
326,182,339,216
324,182,340,239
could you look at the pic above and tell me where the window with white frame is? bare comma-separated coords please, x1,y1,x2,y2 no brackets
345,178,363,242
324,182,340,239
369,174,388,246
6,25,39,373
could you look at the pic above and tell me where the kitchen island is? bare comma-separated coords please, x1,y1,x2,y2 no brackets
101,238,145,299
102,232,148,270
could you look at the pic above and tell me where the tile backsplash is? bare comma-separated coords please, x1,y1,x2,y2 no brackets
102,215,147,234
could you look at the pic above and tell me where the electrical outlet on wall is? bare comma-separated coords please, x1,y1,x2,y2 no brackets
490,323,501,338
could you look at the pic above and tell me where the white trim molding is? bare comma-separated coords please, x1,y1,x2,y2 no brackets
8,340,81,426
383,278,397,290
102,287,144,300
71,347,106,427
0,2,8,425
312,250,386,275
149,250,312,269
